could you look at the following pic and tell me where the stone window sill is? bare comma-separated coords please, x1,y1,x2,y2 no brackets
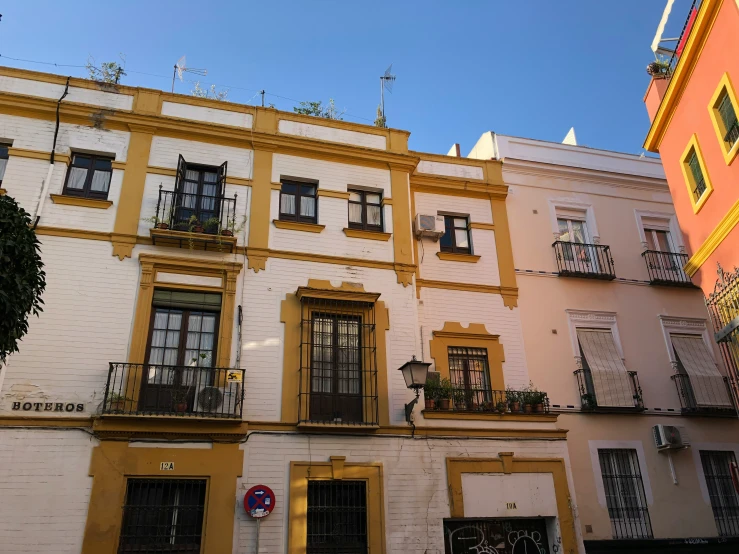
343,228,391,241
273,219,326,233
436,251,481,263
50,194,112,209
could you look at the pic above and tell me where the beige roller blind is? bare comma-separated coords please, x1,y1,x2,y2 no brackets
671,335,732,408
577,329,635,408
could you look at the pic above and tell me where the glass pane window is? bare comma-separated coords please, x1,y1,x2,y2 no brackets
62,153,113,199
440,215,471,254
0,144,9,184
718,92,739,148
347,189,383,231
688,151,707,200
448,347,491,408
173,164,225,232
557,218,588,244
700,450,739,536
598,449,653,539
645,229,673,252
280,181,317,223
307,480,367,554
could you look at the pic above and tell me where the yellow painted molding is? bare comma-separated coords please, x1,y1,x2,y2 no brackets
680,134,714,214
82,441,243,554
490,198,518,308
410,175,509,200
249,149,272,261
272,219,326,233
271,182,283,190
390,167,414,287
226,175,252,186
381,197,393,206
421,410,558,423
470,222,496,231
436,251,481,263
246,246,408,274
685,196,739,275
280,111,396,140
288,461,386,554
146,165,177,177
0,188,7,196
317,189,351,200
416,278,511,297
343,228,392,241
446,456,577,554
8,147,70,165
644,0,724,151
707,72,739,165
148,228,238,252
49,194,112,209
35,226,112,241
296,279,381,304
430,322,505,391
110,160,126,170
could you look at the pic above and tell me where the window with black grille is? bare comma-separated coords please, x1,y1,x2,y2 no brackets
448,347,491,409
307,480,367,554
597,449,653,539
118,478,206,553
299,295,378,425
700,450,739,536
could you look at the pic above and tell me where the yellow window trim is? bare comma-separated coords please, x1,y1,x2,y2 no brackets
436,251,481,263
288,459,385,554
272,219,326,233
708,72,739,165
49,194,113,209
680,134,714,214
343,228,392,241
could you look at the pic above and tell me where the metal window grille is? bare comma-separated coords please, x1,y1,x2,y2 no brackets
443,518,550,554
598,449,653,539
448,347,492,408
700,450,739,536
718,93,739,148
307,480,367,554
706,264,739,413
299,296,378,425
688,151,707,199
118,478,206,553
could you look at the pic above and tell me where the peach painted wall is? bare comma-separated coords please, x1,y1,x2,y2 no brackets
656,0,739,294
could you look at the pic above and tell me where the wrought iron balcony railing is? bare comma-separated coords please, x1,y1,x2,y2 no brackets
575,368,645,412
642,250,695,287
671,373,737,417
724,119,739,149
103,362,244,419
150,186,238,251
424,387,549,414
553,241,616,280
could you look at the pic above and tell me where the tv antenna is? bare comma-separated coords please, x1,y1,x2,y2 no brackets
379,64,396,119
172,56,208,93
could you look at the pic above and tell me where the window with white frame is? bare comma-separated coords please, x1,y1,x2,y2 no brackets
598,448,653,539
700,450,739,536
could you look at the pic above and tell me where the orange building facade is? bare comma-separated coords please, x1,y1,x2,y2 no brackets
644,0,739,396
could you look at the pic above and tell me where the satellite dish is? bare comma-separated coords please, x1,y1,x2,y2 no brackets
379,63,397,120
171,55,208,93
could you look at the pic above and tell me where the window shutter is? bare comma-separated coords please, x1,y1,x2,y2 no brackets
688,153,703,183
217,160,228,196
718,94,737,130
577,329,635,408
671,335,732,408
175,154,188,192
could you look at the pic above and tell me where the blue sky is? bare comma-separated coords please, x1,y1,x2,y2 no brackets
0,1,693,156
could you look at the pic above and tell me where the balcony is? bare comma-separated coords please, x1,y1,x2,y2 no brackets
575,368,645,412
642,250,695,287
553,241,615,280
671,373,737,417
424,387,550,415
102,362,244,419
150,186,238,252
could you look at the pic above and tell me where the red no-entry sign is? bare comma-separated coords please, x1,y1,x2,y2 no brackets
244,484,275,518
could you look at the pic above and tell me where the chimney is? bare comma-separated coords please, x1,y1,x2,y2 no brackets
446,143,461,157
644,76,671,122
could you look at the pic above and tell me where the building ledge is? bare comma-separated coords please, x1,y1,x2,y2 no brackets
297,421,380,432
50,194,112,209
436,252,481,263
343,228,392,241
421,410,557,423
149,228,237,252
93,415,248,440
272,219,326,233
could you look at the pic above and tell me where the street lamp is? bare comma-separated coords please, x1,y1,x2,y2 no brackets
397,356,432,424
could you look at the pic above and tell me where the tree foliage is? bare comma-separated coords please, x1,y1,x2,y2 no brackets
374,105,387,128
0,195,45,362
293,99,345,120
86,54,127,84
191,82,229,101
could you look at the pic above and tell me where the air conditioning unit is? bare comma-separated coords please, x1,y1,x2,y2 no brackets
653,424,690,450
414,214,445,241
195,382,242,417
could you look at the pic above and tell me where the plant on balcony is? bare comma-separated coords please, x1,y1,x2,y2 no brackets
438,378,453,410
108,392,130,413
496,400,508,414
171,388,190,413
646,57,670,77
452,387,467,411
506,389,521,412
423,378,439,410
580,392,596,410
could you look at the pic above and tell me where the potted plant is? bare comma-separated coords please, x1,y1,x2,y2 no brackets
424,378,439,410
452,388,466,411
202,216,221,235
581,393,596,410
506,389,520,413
496,401,508,414
530,389,547,413
108,393,129,413
171,389,190,413
438,378,453,410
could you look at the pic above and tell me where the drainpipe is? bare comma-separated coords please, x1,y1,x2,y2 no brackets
33,76,70,228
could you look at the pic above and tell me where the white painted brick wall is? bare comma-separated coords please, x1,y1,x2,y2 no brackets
418,288,530,390
278,120,387,150
240,258,418,425
0,237,139,414
415,192,500,285
416,160,484,180
148,136,253,179
270,154,393,260
235,434,576,554
0,429,96,553
0,113,56,151
1,156,48,215
161,102,253,129
0,76,133,110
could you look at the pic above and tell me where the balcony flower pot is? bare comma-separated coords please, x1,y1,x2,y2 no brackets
496,401,507,414
155,222,169,230
455,402,466,411
221,229,234,237
424,398,435,410
509,401,520,413
174,402,189,413
110,400,125,413
192,225,204,233
534,403,545,413
469,401,479,411
523,404,533,414
439,398,451,410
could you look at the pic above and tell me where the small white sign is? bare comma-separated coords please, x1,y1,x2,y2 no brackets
160,462,174,471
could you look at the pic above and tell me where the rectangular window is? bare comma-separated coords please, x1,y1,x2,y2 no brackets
718,91,739,149
687,150,707,200
577,329,636,409
440,215,471,254
598,449,653,539
171,155,227,233
118,478,206,553
0,144,9,185
307,480,367,554
62,153,113,199
671,334,733,409
348,189,382,231
280,180,317,224
448,346,491,409
700,450,739,536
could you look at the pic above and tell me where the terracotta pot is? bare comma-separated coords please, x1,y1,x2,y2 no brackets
523,404,533,414
174,402,189,413
424,399,435,410
221,229,234,237
470,402,479,411
510,401,520,413
497,403,507,414
455,402,466,411
439,398,451,410
192,225,204,233
110,400,125,413
534,403,544,413
155,222,169,230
